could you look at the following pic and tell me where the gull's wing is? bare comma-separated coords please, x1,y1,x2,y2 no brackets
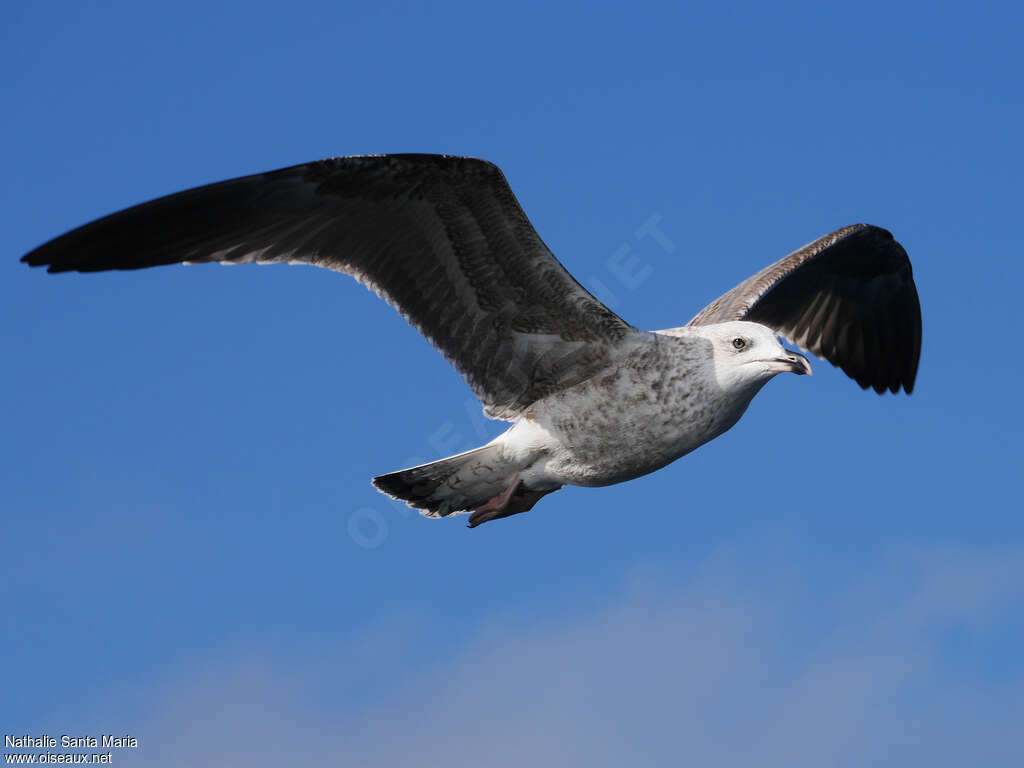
21,154,645,418
688,224,921,394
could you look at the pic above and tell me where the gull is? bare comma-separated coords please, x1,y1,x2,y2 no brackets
21,154,922,526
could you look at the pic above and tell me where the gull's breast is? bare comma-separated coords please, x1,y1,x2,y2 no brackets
519,344,738,487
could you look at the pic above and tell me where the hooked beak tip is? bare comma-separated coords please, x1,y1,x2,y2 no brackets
791,352,812,376
770,352,812,376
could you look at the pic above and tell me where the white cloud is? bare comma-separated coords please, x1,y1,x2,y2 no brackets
130,543,1024,767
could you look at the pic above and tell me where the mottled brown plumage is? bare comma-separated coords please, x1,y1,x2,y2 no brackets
20,154,923,525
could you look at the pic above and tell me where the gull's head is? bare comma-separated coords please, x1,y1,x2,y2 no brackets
698,321,812,392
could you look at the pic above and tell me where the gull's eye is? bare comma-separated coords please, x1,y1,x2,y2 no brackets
732,337,746,351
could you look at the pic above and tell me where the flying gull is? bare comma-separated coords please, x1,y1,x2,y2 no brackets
21,154,922,527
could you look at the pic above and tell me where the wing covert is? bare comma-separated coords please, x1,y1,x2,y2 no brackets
21,154,644,417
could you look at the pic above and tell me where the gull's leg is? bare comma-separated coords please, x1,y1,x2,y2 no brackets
467,473,521,525
468,475,558,528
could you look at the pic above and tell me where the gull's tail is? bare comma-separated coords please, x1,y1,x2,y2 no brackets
372,443,555,526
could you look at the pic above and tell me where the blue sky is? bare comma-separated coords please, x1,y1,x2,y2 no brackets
2,1,1023,764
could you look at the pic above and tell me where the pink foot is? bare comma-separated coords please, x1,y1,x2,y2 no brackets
471,472,521,517
468,475,558,528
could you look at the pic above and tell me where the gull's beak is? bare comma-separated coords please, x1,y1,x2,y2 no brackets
768,351,812,376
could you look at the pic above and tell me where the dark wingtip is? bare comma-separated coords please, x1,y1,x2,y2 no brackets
21,242,66,272
870,378,915,395
902,363,919,394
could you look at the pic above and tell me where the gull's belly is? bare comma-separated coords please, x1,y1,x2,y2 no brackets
541,401,726,486
518,356,753,488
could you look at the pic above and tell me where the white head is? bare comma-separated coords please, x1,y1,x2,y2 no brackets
695,320,812,393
